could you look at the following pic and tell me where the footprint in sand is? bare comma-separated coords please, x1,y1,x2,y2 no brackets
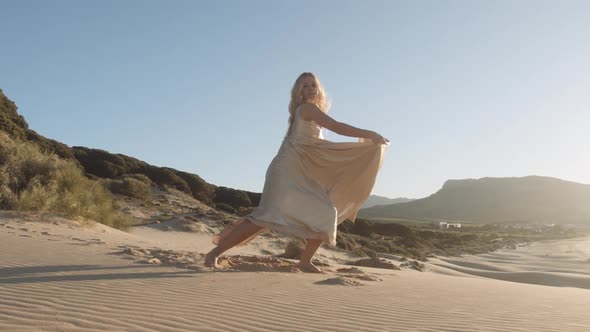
119,245,142,249
315,277,364,286
335,267,384,282
338,274,383,282
336,267,365,274
186,264,208,272
81,238,105,244
123,248,152,256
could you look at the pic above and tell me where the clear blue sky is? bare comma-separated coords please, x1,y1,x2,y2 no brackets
2,0,589,199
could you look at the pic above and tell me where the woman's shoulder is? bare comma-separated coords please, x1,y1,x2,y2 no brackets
296,103,325,125
299,102,321,111
296,102,321,118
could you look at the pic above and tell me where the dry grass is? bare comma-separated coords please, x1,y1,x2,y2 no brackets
0,133,132,229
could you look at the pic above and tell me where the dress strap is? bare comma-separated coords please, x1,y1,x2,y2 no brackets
293,104,304,123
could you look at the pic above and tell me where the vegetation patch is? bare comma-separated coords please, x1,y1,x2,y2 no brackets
337,218,586,261
0,133,131,229
103,174,152,201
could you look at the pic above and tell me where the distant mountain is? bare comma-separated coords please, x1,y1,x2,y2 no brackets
359,176,590,224
362,195,415,209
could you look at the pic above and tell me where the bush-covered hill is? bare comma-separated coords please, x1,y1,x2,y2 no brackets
0,89,260,211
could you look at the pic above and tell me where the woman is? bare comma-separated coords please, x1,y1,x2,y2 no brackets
205,72,389,273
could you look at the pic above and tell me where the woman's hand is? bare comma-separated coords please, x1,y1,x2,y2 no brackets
368,131,390,145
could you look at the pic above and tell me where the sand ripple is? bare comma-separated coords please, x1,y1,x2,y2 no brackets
2,217,590,331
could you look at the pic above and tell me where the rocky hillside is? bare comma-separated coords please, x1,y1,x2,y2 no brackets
359,176,590,224
361,195,415,209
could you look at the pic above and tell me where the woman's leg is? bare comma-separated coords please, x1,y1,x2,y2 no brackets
204,218,264,267
298,239,323,273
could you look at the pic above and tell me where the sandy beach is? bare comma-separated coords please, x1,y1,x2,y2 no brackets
1,211,590,332
427,236,590,289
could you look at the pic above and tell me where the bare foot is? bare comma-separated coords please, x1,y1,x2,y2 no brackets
298,262,323,273
204,250,219,268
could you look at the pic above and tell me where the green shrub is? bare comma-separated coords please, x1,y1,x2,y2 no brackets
244,190,262,206
26,130,75,160
104,174,151,200
237,206,255,216
338,219,355,233
366,242,389,253
72,146,218,203
214,186,252,208
283,238,305,259
0,133,131,229
215,202,236,214
460,233,479,242
373,222,414,238
72,147,140,178
352,218,373,236
363,249,378,259
124,173,151,184
336,231,357,251
0,90,28,141
145,166,191,193
176,170,215,205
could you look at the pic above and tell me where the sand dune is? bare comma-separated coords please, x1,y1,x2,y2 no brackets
429,236,590,289
2,212,590,331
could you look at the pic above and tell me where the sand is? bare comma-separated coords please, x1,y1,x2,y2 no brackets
426,236,590,289
1,211,590,332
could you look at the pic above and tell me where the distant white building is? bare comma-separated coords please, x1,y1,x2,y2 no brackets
439,222,461,229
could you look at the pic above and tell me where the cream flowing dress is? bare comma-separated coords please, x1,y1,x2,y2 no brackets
214,105,388,246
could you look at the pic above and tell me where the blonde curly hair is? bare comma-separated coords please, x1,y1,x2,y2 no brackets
285,72,329,137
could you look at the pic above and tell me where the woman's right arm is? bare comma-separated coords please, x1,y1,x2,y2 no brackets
299,103,389,144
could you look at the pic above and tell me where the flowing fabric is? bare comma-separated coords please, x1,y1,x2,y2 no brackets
213,106,388,246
